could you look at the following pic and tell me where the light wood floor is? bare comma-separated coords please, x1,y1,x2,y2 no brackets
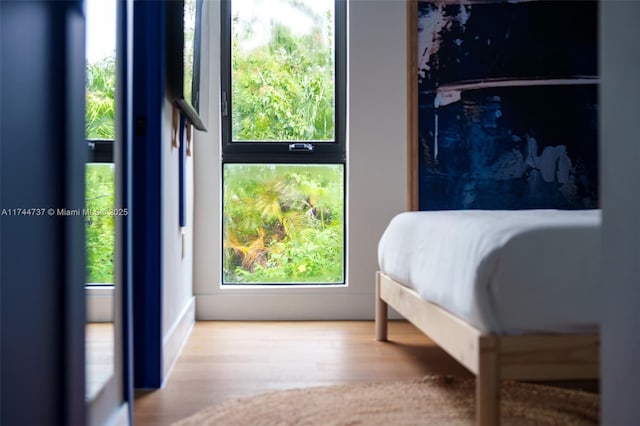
133,321,597,426
86,322,114,401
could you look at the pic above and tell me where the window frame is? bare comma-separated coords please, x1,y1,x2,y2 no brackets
87,139,114,163
220,0,348,286
221,162,347,286
219,0,347,163
86,139,115,289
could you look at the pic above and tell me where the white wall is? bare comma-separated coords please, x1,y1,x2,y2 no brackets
600,2,640,424
161,95,196,378
193,0,221,304
193,0,408,319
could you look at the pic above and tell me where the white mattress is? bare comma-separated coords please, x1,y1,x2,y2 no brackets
378,210,601,334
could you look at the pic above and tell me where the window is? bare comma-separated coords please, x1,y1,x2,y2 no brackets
221,0,347,285
86,0,116,286
85,0,116,404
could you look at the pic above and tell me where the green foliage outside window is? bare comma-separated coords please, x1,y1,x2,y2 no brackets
231,4,335,141
224,164,344,284
86,56,116,283
86,56,116,140
86,164,115,283
226,2,344,284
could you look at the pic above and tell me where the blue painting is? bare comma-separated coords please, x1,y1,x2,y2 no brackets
417,1,598,210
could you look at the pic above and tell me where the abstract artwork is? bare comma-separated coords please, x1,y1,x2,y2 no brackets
416,1,598,210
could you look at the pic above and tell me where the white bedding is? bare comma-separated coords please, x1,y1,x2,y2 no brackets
378,210,601,334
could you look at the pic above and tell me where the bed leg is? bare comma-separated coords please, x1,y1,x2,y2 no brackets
476,337,499,426
375,272,388,341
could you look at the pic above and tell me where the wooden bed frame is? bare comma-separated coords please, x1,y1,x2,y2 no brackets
375,271,599,426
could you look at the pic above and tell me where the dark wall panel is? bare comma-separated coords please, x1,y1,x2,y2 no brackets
1,1,86,424
417,0,599,211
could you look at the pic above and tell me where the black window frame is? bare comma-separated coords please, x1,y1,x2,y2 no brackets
87,139,114,163
220,0,348,286
221,161,347,286
220,0,347,164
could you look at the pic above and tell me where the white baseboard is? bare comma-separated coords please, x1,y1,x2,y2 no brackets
195,293,402,320
88,376,125,426
86,285,114,323
106,403,130,426
163,297,195,382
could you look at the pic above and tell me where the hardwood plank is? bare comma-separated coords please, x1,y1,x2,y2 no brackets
86,323,114,401
133,320,471,426
133,320,597,426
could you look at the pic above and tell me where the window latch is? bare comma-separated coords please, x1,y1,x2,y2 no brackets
288,143,314,152
221,92,228,117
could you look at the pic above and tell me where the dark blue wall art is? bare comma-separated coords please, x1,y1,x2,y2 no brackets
417,1,598,210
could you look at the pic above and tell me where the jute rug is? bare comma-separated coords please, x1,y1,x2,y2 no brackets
173,376,598,425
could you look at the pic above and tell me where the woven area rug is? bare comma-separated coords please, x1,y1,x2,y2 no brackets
173,375,598,425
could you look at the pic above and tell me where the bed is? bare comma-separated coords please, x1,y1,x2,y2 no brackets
375,209,600,425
